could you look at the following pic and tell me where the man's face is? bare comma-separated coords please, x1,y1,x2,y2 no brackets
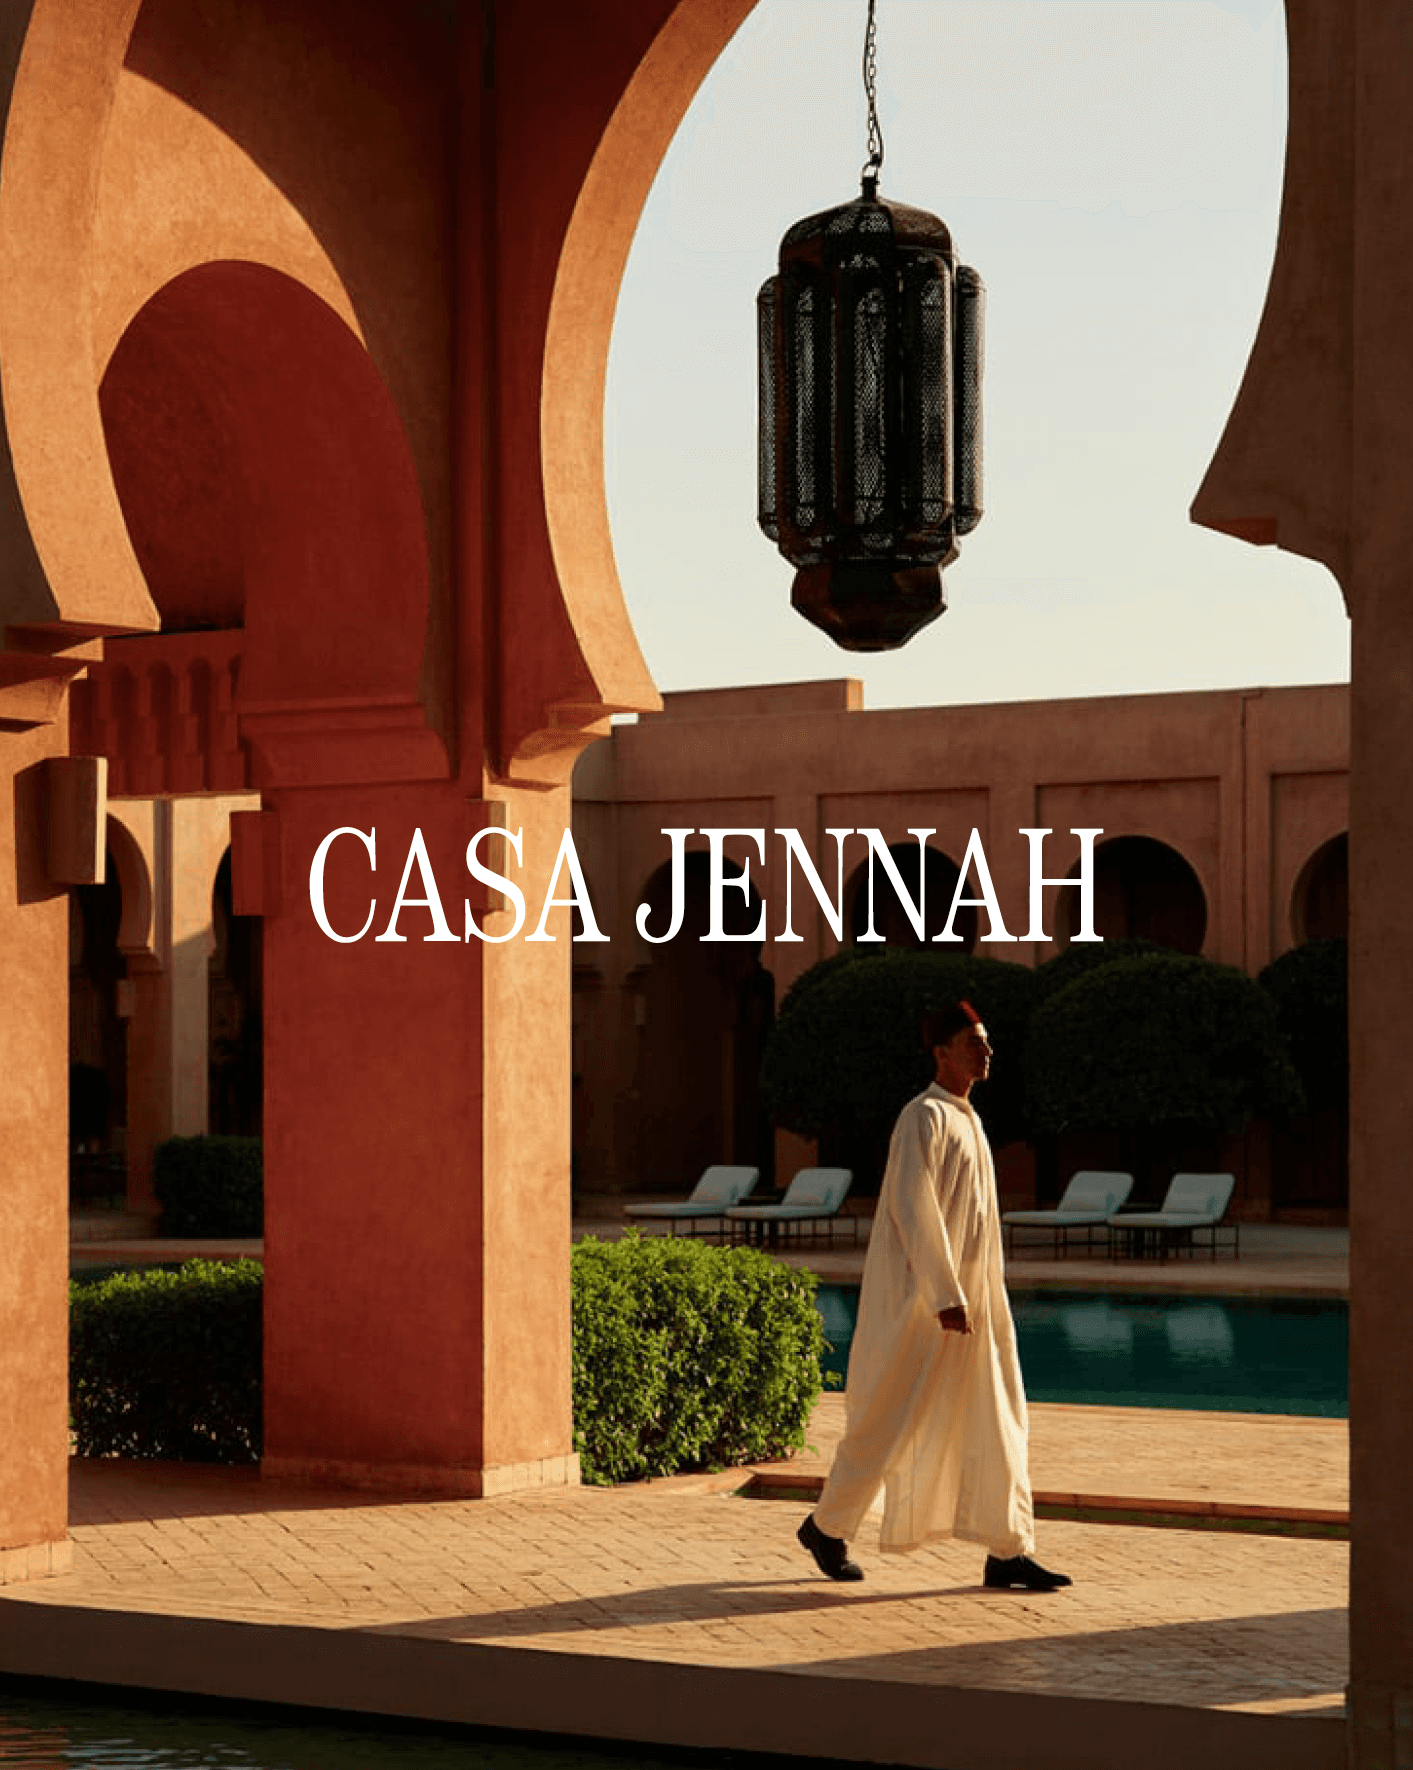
934,1021,992,1093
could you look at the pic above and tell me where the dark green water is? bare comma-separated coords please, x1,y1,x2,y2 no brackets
817,1286,1348,1417
0,1686,845,1770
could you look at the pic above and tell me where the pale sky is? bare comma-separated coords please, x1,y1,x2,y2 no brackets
604,0,1350,710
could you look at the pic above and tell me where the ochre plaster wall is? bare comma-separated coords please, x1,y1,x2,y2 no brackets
572,681,1351,1199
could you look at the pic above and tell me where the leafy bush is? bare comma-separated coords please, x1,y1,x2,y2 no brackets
69,1240,823,1484
153,1135,263,1236
70,1259,262,1462
1030,937,1166,1009
571,1233,823,1485
1026,953,1304,1139
1258,938,1347,1113
760,949,1038,1158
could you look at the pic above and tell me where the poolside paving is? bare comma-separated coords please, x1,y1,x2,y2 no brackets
24,1220,1347,1769
771,1394,1349,1527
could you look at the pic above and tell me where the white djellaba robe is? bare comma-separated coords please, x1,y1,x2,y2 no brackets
813,1082,1035,1557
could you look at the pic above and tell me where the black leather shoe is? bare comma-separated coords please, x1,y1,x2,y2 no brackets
983,1554,1072,1591
797,1513,864,1582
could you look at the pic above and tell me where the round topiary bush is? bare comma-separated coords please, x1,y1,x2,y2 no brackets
1258,937,1347,1113
1030,937,1167,1009
1025,952,1304,1141
760,949,1038,1164
571,1233,823,1486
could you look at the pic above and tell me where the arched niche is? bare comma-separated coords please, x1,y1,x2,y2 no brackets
98,260,445,781
844,841,977,952
1056,833,1208,954
1291,831,1348,946
69,831,135,1204
103,812,155,960
619,850,774,1192
209,847,262,1138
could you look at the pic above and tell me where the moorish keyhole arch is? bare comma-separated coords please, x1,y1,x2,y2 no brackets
98,260,436,739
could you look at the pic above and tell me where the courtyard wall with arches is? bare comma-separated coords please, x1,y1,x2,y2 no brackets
570,675,1349,1216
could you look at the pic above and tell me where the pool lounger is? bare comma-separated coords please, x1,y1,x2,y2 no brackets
1003,1170,1135,1258
1107,1172,1240,1261
726,1166,856,1245
622,1164,760,1236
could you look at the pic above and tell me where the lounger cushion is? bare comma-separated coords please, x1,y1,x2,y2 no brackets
724,1166,853,1221
1110,1211,1229,1229
1001,1210,1114,1227
624,1201,742,1219
1107,1173,1236,1228
1001,1171,1133,1229
727,1204,842,1222
624,1165,759,1219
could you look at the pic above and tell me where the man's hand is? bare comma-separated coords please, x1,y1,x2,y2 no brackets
937,1304,971,1335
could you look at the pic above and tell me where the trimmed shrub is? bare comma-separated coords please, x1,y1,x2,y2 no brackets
1025,953,1304,1141
153,1135,263,1237
69,1259,263,1462
1258,938,1348,1113
69,1242,821,1483
760,949,1038,1162
1030,937,1166,1009
571,1233,823,1486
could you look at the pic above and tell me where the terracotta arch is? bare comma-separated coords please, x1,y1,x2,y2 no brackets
102,813,154,960
1289,830,1349,947
507,0,756,772
0,0,153,638
1057,833,1209,955
98,260,445,783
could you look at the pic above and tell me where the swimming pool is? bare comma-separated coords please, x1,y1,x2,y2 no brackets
815,1286,1348,1417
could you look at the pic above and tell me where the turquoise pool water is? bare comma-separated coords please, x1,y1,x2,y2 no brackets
816,1286,1348,1417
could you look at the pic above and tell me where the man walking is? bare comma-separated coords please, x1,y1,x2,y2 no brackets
798,1000,1070,1592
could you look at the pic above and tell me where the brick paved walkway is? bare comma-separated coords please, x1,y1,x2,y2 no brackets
0,1399,1348,1770
45,1225,1349,1766
776,1396,1349,1528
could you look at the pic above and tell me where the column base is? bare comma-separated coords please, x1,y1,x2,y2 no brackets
260,1452,581,1498
0,1537,72,1584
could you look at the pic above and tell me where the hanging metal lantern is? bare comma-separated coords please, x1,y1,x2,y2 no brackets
757,1,984,652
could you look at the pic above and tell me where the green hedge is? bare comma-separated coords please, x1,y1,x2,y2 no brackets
571,1233,823,1485
153,1135,263,1237
70,1239,823,1484
69,1259,262,1462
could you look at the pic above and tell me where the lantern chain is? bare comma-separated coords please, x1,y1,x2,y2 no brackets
861,0,884,196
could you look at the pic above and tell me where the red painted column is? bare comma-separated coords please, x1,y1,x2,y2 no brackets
251,778,576,1493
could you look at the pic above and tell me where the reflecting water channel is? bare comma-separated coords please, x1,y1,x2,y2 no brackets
0,1686,804,1770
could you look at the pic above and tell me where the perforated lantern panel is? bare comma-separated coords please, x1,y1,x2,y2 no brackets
757,191,984,651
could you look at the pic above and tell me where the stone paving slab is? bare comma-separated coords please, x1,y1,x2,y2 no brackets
774,1397,1349,1523
0,1415,1349,1770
